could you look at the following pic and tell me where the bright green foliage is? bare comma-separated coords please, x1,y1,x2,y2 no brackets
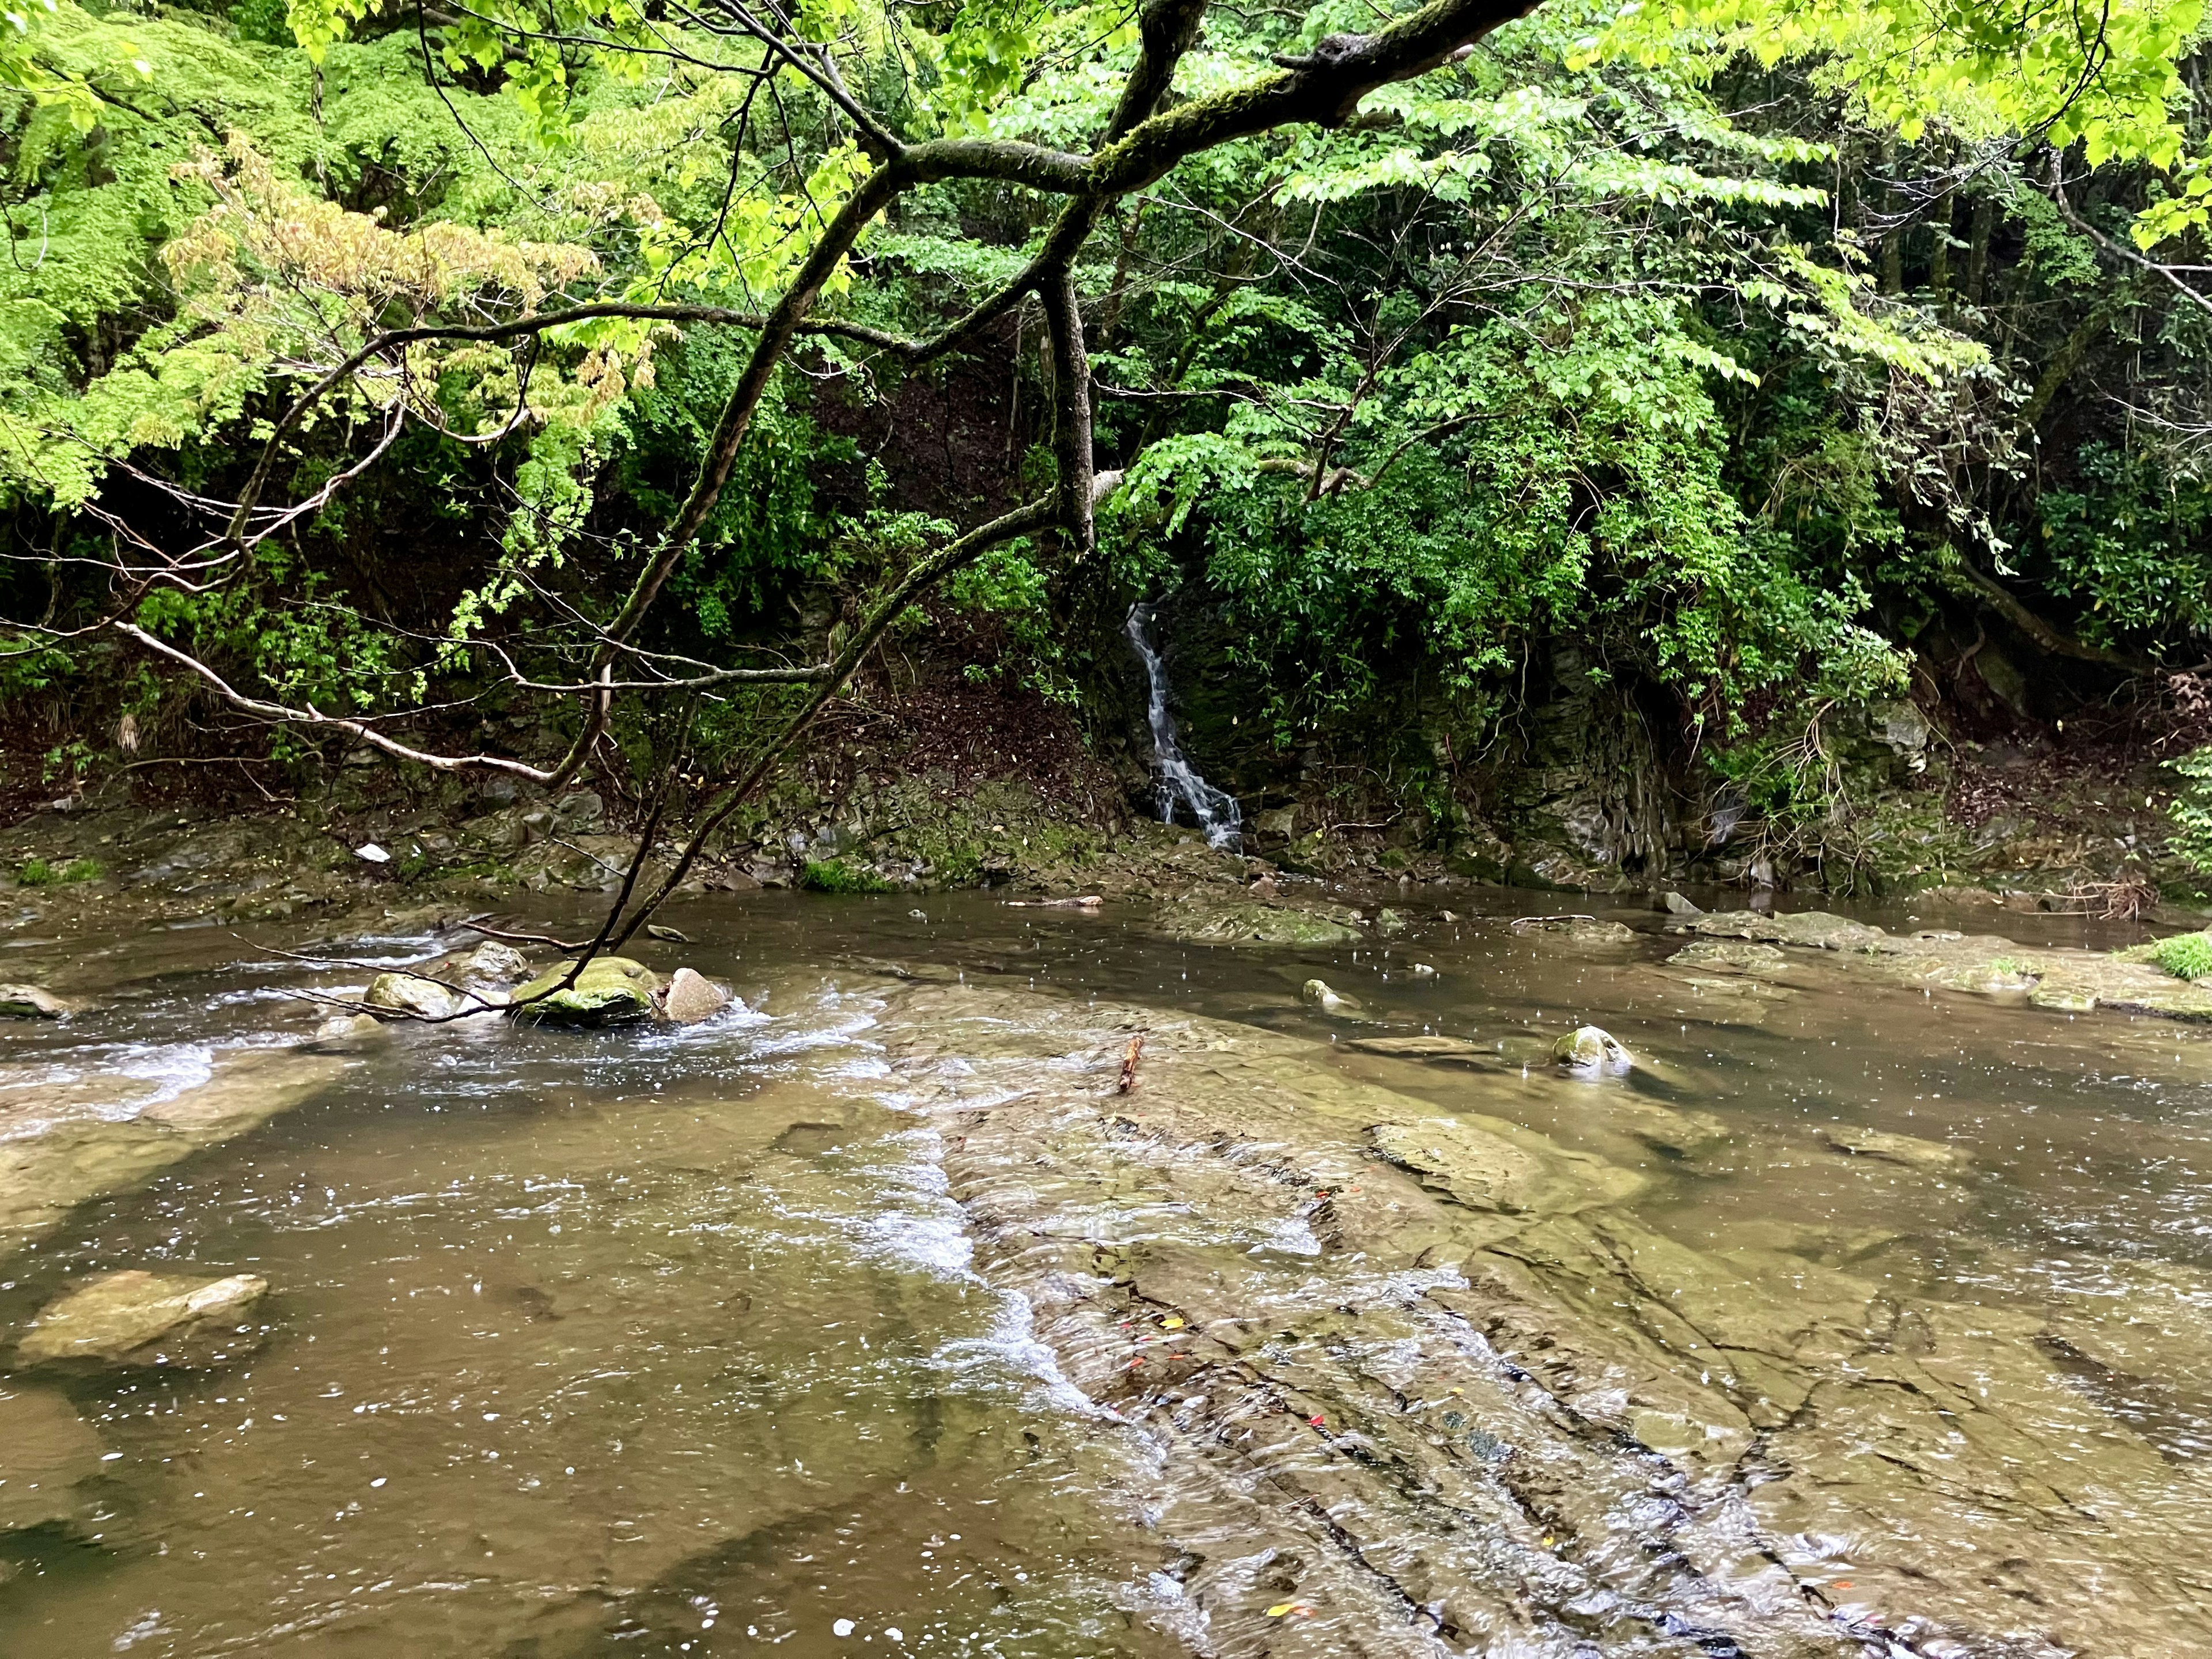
0,0,2200,837
2150,930,2212,982
2169,750,2212,877
801,857,892,893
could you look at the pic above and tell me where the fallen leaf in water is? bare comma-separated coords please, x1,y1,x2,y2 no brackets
1308,1414,1325,1426
1264,1604,1295,1618
1834,1581,1854,1590
1161,1316,1183,1330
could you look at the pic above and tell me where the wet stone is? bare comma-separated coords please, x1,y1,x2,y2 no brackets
1349,1035,1491,1065
16,1270,268,1368
0,984,69,1020
1300,978,1362,1016
364,972,461,1021
661,967,732,1023
1552,1025,1631,1074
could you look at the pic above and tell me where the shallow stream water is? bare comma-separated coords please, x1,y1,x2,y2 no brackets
0,891,2207,1656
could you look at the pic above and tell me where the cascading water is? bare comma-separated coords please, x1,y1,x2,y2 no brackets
1126,603,1242,851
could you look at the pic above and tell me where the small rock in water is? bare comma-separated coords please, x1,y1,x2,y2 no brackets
662,967,732,1022
0,983,70,1020
1301,978,1363,1016
1410,962,1437,977
363,972,461,1021
1662,891,1702,916
1552,1025,1632,1074
645,923,692,944
354,842,391,864
17,1270,269,1368
443,941,532,985
1374,907,1407,935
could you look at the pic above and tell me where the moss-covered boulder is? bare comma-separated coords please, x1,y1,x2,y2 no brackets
509,957,662,1026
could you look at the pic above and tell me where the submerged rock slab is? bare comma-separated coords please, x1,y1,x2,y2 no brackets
0,1046,344,1264
1819,1124,1964,1170
1153,897,1362,945
846,978,2212,1657
1348,1034,1492,1065
0,1385,105,1533
17,1270,268,1367
1667,938,1787,974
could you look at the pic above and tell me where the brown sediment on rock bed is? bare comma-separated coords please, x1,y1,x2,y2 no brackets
847,979,2212,1657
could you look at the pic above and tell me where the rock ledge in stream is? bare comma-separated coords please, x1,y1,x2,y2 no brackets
1683,908,2212,1021
16,1270,268,1368
1153,896,1362,945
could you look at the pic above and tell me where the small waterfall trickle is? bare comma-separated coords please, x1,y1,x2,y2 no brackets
1126,603,1242,851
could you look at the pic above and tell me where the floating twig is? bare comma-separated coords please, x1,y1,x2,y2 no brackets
1116,1033,1145,1094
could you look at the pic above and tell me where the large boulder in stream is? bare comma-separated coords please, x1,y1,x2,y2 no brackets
1155,897,1363,945
661,967,732,1022
16,1270,268,1368
508,956,661,1025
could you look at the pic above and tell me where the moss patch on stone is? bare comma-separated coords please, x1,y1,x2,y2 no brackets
509,957,661,1025
801,857,893,893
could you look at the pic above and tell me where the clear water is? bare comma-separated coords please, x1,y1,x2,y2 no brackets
0,889,2207,1656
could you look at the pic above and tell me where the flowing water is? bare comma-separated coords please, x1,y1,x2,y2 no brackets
1124,607,1241,851
1,892,2210,1656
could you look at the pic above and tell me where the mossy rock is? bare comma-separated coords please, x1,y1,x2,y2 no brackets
802,857,893,893
509,957,662,1025
1552,1025,1632,1074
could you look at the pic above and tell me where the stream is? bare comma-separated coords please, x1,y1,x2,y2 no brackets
1,891,2209,1656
